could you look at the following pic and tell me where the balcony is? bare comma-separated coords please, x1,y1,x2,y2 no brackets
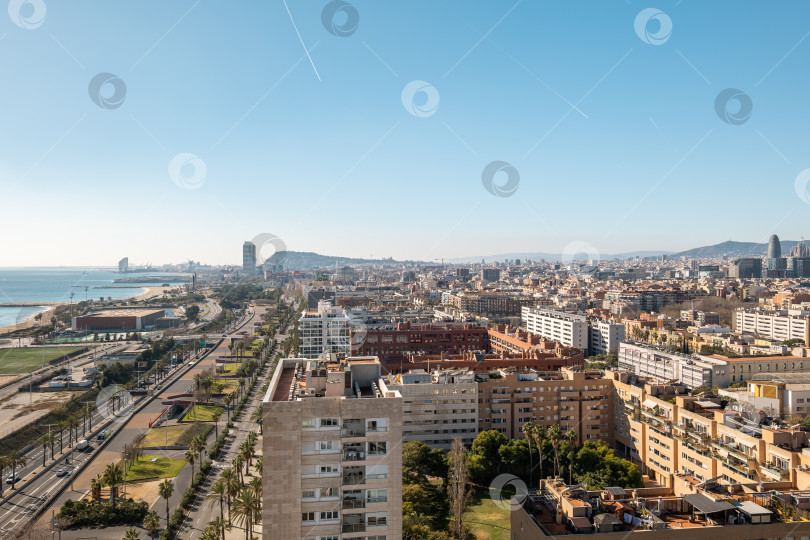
342,451,366,462
761,465,790,481
342,498,365,509
342,523,366,533
342,428,365,438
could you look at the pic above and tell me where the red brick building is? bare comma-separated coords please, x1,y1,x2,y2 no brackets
352,322,488,362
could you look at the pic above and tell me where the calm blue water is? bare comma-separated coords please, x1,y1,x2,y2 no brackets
0,267,187,329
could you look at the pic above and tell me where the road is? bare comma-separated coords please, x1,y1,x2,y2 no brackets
17,306,264,539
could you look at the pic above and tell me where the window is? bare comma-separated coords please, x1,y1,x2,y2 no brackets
367,488,387,503
321,418,339,427
367,513,388,527
320,511,339,521
302,512,315,522
302,489,316,499
320,440,337,451
320,487,336,498
368,441,387,456
320,465,339,475
302,418,315,429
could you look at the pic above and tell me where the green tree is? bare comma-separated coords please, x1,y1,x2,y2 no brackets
143,511,160,540
158,479,174,525
103,463,124,509
469,430,507,475
124,528,139,540
402,441,448,484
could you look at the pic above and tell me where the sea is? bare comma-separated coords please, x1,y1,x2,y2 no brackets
0,267,189,329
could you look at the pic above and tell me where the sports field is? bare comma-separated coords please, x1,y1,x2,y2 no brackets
0,347,84,374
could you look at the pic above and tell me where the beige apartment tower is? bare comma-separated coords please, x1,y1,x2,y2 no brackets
263,355,403,540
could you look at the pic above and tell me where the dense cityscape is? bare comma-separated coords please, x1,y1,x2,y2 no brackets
4,2,810,540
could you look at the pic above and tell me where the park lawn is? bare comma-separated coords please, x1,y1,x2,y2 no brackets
213,378,238,393
182,404,224,422
224,363,241,374
141,423,213,447
122,455,186,482
462,487,511,540
0,347,83,373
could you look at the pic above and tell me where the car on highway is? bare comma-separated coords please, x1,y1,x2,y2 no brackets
76,439,89,451
6,473,18,484
55,468,67,477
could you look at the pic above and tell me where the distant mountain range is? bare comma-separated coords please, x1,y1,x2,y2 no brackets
670,240,804,259
265,239,806,270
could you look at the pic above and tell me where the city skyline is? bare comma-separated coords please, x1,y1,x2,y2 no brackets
2,2,810,266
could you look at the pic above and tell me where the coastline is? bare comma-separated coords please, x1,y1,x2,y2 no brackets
0,285,173,336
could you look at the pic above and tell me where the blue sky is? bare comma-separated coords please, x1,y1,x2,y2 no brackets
1,0,809,266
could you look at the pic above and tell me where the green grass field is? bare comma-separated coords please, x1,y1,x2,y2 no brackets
0,347,83,373
182,404,224,422
122,455,186,482
213,378,238,393
223,363,241,374
141,423,213,447
463,487,512,540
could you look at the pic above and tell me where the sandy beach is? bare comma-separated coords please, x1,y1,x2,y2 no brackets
0,285,175,335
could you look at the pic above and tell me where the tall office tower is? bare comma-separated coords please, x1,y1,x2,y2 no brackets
767,234,782,259
242,241,256,275
263,356,403,540
728,258,762,279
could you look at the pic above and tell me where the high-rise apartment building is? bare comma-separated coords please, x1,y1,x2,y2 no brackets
263,356,402,540
299,301,353,358
380,369,478,450
734,307,810,344
522,307,625,356
242,241,257,275
617,343,729,389
118,257,128,273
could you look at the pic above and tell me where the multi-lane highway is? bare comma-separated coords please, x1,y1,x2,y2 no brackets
0,307,262,539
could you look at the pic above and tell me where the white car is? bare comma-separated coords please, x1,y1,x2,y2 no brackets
55,468,67,477
6,473,18,484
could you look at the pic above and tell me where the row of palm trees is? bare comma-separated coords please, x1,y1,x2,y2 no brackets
0,451,27,496
521,422,579,486
206,431,262,540
184,433,208,476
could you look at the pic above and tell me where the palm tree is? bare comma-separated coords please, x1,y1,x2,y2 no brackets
124,528,139,540
221,468,240,526
200,526,219,540
548,425,562,479
532,425,546,482
566,429,578,485
185,449,196,477
158,479,174,525
232,488,261,540
240,441,253,475
103,463,124,509
7,450,26,486
47,432,57,460
212,412,221,438
250,404,262,434
0,456,11,496
37,434,49,466
522,421,534,487
192,435,206,464
255,456,262,475
208,515,227,540
207,479,227,536
90,474,103,501
223,393,234,423
238,377,245,401
56,421,66,453
233,455,245,484
249,476,261,498
143,511,160,540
